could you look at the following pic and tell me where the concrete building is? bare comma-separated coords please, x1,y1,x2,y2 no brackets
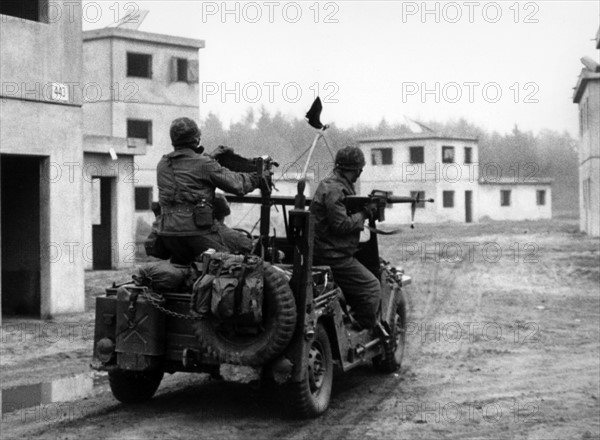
1,1,86,317
358,135,552,224
573,28,600,237
82,28,204,238
478,178,552,221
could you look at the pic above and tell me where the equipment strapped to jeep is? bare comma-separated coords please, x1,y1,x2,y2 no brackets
190,252,264,325
193,261,296,366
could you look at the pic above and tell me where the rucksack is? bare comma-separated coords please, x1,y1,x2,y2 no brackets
191,252,264,325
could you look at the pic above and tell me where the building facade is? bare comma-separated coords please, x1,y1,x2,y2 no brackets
82,28,204,238
573,29,600,237
1,1,85,317
358,135,552,224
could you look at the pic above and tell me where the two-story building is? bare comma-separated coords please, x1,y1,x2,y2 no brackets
358,135,552,224
573,28,600,237
82,28,204,240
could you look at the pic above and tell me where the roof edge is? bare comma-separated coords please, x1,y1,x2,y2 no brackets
83,28,205,49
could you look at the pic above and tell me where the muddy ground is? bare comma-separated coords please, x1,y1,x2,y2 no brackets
1,218,599,439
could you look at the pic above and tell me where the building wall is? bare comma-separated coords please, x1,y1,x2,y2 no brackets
83,34,200,190
578,81,600,236
359,138,480,224
478,184,552,221
0,2,85,316
82,152,137,270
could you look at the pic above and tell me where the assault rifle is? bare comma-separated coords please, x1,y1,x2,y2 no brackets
346,190,435,228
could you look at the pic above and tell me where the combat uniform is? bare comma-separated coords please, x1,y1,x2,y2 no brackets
310,169,381,328
157,118,259,264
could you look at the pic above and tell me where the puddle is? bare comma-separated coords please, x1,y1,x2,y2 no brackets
1,372,107,414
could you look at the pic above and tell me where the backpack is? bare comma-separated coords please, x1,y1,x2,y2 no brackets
191,252,264,325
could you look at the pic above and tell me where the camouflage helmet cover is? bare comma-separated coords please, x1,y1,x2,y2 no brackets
335,146,366,171
170,117,201,147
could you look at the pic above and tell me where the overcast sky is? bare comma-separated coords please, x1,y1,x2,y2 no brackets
83,1,599,136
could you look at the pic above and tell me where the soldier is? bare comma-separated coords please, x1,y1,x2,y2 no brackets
212,194,253,254
310,146,381,329
157,117,259,264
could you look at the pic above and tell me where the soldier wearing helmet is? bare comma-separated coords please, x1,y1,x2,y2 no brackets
309,146,381,329
156,117,260,264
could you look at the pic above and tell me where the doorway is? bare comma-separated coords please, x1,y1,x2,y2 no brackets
465,190,473,223
1,155,42,316
92,177,113,269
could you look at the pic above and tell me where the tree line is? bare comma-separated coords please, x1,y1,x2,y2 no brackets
200,107,579,213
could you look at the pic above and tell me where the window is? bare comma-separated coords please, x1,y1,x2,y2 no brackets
442,146,455,163
443,191,454,208
170,57,199,83
410,191,426,208
177,58,188,81
409,146,424,164
1,0,47,22
127,119,152,144
135,187,153,211
371,148,393,165
501,190,511,207
127,53,152,78
536,190,546,206
464,147,472,164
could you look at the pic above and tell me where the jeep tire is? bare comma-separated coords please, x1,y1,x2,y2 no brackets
374,289,407,373
108,369,164,403
286,323,333,418
194,263,296,366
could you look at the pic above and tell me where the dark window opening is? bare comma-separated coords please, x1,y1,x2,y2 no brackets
442,146,455,163
1,0,46,22
177,58,189,82
409,146,424,164
135,187,153,211
501,190,511,207
536,190,546,206
443,191,454,208
410,191,426,208
371,148,393,165
127,53,152,78
127,119,152,144
464,147,472,164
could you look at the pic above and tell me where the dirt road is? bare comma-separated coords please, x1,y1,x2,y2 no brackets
1,219,599,439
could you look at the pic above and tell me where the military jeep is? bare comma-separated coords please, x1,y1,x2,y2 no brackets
91,157,432,418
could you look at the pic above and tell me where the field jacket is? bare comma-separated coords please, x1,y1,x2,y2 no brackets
157,148,258,236
310,170,366,259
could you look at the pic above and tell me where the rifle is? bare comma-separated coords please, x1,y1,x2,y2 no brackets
346,190,434,229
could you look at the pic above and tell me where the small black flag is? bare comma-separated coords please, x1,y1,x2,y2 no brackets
305,97,329,130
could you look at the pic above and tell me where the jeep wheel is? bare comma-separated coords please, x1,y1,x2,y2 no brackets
374,290,407,373
194,263,296,366
108,369,164,403
286,323,333,418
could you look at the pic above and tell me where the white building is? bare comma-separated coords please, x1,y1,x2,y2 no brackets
358,135,552,224
573,28,600,237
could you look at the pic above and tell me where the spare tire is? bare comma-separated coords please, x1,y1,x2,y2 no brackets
194,263,296,366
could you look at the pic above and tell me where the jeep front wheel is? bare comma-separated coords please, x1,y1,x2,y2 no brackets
374,289,407,373
108,369,164,403
286,323,333,418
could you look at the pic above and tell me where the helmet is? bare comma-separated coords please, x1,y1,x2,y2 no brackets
212,195,231,220
170,117,201,147
335,146,366,171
